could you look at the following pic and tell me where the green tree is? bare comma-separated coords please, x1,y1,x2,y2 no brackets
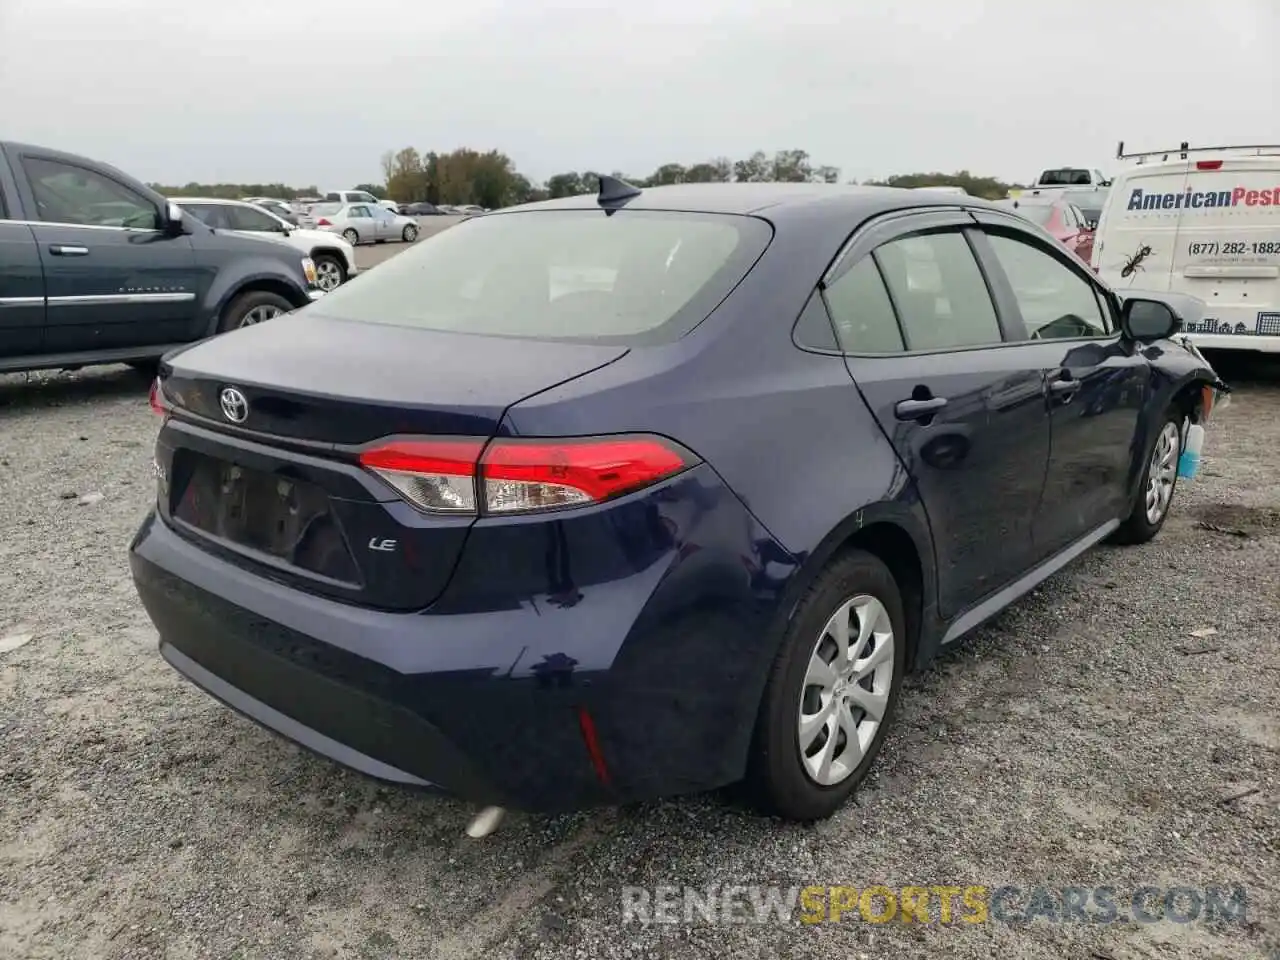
545,172,585,198
733,151,771,182
684,158,732,183
770,149,812,182
353,183,387,199
648,163,687,186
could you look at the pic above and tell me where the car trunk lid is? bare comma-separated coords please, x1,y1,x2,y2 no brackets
154,315,627,609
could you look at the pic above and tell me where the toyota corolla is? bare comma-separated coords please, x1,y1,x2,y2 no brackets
130,179,1221,821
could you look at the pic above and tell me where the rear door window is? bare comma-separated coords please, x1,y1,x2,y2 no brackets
307,209,772,344
873,231,1004,351
822,256,904,353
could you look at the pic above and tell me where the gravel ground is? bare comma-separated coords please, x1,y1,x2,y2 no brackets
0,358,1277,960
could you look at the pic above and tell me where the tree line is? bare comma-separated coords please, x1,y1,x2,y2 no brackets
150,149,1027,208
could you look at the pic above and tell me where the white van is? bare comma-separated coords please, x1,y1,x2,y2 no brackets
1093,142,1280,352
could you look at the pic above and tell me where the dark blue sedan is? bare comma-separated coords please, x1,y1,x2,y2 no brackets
130,179,1221,822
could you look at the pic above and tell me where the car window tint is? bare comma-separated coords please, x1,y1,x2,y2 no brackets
874,231,1002,351
227,205,280,231
307,209,770,344
823,256,904,353
986,234,1110,339
23,156,157,229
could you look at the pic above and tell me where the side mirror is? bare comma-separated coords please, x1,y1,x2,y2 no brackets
1121,297,1179,341
163,201,186,236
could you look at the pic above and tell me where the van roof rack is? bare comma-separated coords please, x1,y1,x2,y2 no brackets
1116,140,1280,163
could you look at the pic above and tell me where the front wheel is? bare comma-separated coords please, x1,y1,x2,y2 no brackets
1113,412,1182,545
217,290,293,334
313,254,347,291
747,549,906,821
402,223,418,242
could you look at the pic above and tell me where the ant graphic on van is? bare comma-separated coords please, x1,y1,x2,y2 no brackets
1120,244,1154,279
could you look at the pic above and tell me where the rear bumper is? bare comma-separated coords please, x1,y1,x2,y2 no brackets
129,467,796,812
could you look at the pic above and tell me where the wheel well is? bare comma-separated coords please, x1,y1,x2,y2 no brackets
841,522,925,672
1171,380,1206,425
309,246,345,264
228,279,308,312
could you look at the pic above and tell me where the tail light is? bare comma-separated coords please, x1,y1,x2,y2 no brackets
316,217,332,226
357,435,697,516
1196,160,1223,170
148,377,169,416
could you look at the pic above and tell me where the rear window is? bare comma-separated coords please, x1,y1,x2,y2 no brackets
306,209,772,344
1038,168,1092,186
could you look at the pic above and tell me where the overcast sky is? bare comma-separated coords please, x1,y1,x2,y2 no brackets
1,0,1275,189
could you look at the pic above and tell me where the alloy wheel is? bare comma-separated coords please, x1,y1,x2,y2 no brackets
315,260,343,291
1144,421,1180,525
798,594,895,786
239,304,283,328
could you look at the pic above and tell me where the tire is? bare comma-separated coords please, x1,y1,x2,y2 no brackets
1112,410,1183,545
747,549,907,821
313,254,347,291
402,223,418,242
342,228,359,245
217,290,293,334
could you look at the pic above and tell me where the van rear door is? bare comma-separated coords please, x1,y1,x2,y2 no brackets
1167,157,1280,340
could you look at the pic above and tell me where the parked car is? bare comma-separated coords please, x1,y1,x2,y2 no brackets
131,180,1222,823
172,197,358,291
0,140,321,373
1094,140,1280,351
404,201,447,216
308,201,419,245
242,196,300,225
994,196,1095,262
323,189,381,206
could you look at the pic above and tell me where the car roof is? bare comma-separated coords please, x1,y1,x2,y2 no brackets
500,182,1007,225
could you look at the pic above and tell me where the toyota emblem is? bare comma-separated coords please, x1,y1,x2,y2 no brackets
219,387,249,423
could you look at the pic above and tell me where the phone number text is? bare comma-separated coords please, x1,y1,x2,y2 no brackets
1189,241,1280,256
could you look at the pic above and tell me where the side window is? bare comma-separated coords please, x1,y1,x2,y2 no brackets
350,205,370,218
874,231,1003,351
822,256,904,353
986,233,1111,340
227,205,280,231
22,156,158,229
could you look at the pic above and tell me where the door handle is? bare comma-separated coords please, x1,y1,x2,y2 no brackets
1049,371,1078,391
49,244,88,256
1049,371,1080,401
894,396,948,421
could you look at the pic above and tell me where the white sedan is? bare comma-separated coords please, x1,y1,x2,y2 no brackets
307,202,420,246
173,197,359,291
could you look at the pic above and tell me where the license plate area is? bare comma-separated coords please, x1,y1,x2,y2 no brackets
173,451,360,584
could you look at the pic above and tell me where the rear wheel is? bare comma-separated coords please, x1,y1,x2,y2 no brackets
1113,411,1182,545
313,254,346,291
217,290,292,334
342,228,359,245
747,549,906,821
